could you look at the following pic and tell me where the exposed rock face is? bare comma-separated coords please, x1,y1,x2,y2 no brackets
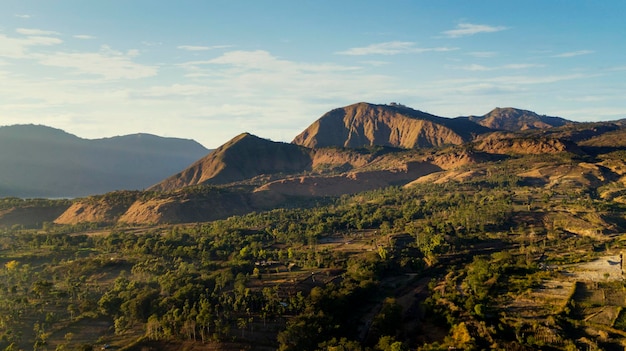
150,133,313,191
466,107,572,131
474,133,581,155
292,102,489,149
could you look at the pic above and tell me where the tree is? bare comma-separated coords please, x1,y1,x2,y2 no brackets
376,336,406,351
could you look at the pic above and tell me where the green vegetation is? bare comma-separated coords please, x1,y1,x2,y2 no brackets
2,149,626,350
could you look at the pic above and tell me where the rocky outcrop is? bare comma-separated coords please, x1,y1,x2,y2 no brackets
292,102,489,149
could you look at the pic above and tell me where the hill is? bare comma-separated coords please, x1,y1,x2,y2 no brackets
149,133,313,192
465,107,573,131
0,124,209,198
292,102,491,149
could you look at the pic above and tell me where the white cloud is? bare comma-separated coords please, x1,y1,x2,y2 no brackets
16,28,60,36
552,50,594,58
0,33,63,58
184,50,360,75
74,34,96,40
14,14,31,19
442,23,507,38
23,36,63,46
336,41,457,56
177,45,232,51
36,45,158,80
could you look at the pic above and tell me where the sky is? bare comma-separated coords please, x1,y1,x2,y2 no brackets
1,0,625,148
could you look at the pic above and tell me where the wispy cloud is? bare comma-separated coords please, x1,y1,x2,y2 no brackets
36,45,158,80
177,45,232,51
552,50,594,58
468,51,497,58
16,28,60,36
452,63,544,72
74,34,96,40
14,14,31,19
184,50,360,74
336,41,457,56
442,23,507,38
0,33,63,58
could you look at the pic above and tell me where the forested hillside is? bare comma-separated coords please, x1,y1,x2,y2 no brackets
3,147,626,350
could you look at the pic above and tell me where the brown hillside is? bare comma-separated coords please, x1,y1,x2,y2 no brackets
117,192,255,225
54,192,138,225
468,107,572,131
577,127,626,148
54,201,128,225
150,133,313,192
254,161,441,197
292,102,488,149
474,133,581,155
310,148,377,173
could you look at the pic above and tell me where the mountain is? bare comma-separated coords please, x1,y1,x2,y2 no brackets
465,107,573,131
0,124,209,198
150,133,313,192
27,102,626,226
292,102,491,149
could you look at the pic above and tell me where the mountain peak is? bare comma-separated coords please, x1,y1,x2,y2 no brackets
468,107,573,131
149,133,312,191
292,102,489,149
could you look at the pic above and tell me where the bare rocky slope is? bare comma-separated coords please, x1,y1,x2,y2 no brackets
292,102,491,149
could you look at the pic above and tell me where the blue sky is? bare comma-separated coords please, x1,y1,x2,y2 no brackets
1,1,625,148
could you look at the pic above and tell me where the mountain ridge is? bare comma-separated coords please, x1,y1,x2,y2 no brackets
464,107,573,131
0,124,210,198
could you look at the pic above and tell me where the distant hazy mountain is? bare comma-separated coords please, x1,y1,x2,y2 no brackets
464,107,573,131
292,102,492,148
0,124,209,197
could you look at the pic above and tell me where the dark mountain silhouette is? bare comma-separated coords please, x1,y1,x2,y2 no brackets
0,124,209,197
292,102,491,149
464,107,573,131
